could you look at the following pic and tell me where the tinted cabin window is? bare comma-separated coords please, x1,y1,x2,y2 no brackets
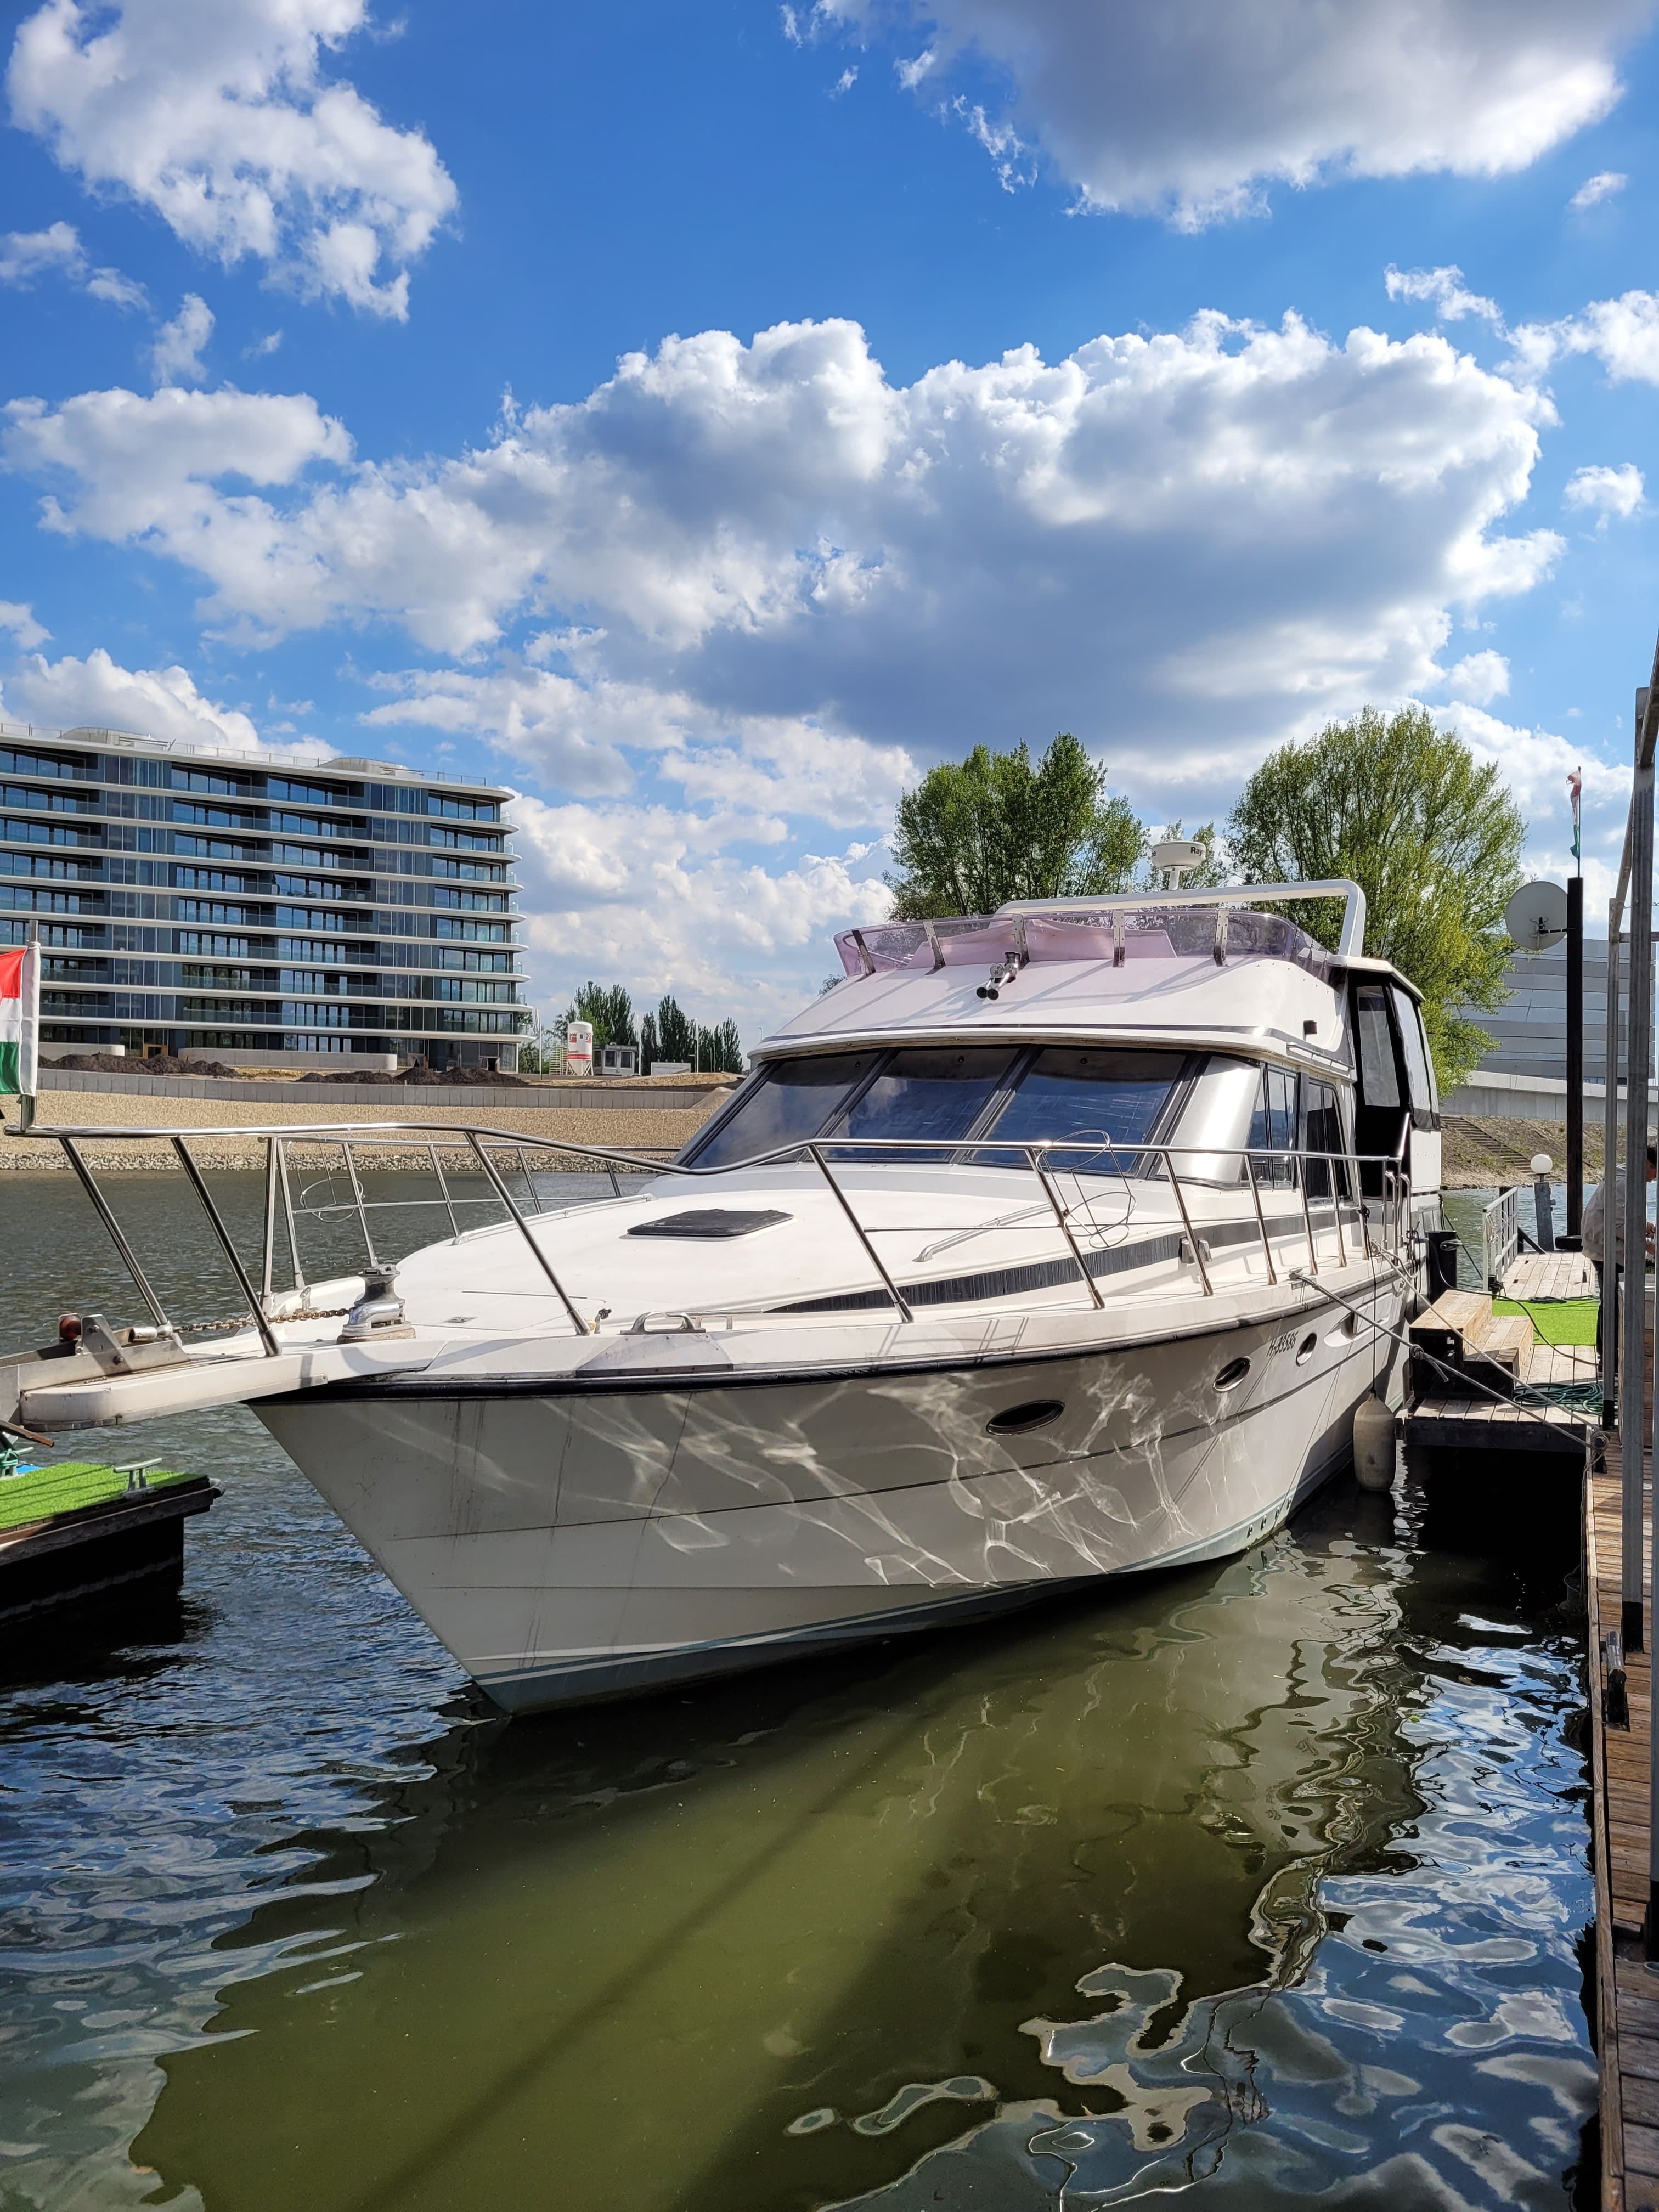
1302,1079,1348,1199
1351,979,1410,1192
1246,1066,1299,1187
828,1048,1017,1160
1391,988,1437,1117
978,1048,1187,1171
1355,986,1401,1107
687,1054,877,1167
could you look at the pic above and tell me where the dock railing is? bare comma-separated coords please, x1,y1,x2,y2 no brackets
21,1118,1414,1347
1480,1187,1520,1291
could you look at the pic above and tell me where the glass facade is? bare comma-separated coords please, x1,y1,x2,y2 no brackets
0,723,529,1069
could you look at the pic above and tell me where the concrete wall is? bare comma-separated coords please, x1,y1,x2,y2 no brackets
1444,1068,1659,1126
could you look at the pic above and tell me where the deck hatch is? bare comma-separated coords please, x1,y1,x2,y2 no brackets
627,1208,793,1240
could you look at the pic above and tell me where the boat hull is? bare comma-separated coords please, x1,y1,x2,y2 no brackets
255,1278,1407,1713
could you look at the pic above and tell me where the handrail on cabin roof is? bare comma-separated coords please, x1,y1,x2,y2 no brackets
992,880,1368,960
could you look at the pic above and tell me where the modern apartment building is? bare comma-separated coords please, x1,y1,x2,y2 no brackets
0,720,529,1070
1468,938,1628,1084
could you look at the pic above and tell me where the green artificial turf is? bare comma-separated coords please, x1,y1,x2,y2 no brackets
1491,1296,1601,1346
0,1459,194,1536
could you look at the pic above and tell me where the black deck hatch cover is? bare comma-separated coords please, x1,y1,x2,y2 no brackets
627,1208,793,1239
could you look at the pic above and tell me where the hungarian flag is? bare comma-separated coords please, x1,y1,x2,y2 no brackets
0,943,39,1098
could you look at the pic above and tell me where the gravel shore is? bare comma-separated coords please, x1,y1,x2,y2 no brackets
1,1089,723,1173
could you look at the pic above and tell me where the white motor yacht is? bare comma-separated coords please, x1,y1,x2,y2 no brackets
5,882,1437,1712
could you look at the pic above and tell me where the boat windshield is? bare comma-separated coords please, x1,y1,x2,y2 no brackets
974,1048,1189,1171
686,1045,1189,1170
828,1048,1019,1160
687,1052,882,1169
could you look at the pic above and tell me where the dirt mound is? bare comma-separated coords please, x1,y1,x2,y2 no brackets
301,1063,527,1087
50,1052,242,1077
397,1063,527,1087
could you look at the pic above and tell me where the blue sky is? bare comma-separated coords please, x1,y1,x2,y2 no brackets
3,0,1659,1039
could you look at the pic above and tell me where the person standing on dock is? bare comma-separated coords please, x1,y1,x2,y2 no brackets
1583,1142,1657,1391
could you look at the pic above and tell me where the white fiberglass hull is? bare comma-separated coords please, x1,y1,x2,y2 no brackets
255,1282,1405,1713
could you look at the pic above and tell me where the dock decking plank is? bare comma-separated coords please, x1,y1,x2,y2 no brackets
1591,1449,1633,2207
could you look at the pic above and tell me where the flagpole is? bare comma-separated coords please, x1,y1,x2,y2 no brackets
1567,770,1583,1239
19,920,38,1136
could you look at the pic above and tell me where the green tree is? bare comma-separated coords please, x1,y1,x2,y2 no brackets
696,1018,745,1074
1227,706,1525,1088
887,733,1145,918
563,982,637,1055
645,995,696,1068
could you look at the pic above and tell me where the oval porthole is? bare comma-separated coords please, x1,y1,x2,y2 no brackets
987,1400,1065,1436
1295,1333,1318,1365
1214,1357,1250,1391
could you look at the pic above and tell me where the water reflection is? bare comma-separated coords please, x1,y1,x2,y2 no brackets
0,1177,1595,2211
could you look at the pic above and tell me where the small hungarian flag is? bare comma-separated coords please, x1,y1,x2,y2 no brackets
0,943,39,1098
1569,766,1583,866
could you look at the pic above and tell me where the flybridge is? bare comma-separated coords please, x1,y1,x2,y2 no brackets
833,879,1368,980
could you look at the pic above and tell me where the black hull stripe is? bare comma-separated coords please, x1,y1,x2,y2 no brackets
259,1286,1386,1404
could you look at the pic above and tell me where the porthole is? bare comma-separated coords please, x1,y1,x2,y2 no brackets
1295,1333,1318,1366
1214,1357,1251,1390
986,1400,1065,1436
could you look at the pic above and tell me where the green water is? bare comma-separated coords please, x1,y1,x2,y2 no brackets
0,1173,1596,2210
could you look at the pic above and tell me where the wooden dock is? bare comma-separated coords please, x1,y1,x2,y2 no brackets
1588,1438,1659,2210
1506,1249,1599,1301
1400,1270,1599,1460
0,1456,219,1626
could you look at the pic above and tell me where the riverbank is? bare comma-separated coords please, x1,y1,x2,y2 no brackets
0,1087,726,1171
4,1096,1606,1184
1441,1114,1606,1189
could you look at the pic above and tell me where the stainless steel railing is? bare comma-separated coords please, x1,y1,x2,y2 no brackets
22,1115,1413,1349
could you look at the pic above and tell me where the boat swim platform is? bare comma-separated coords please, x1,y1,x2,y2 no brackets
1587,1439,1659,2210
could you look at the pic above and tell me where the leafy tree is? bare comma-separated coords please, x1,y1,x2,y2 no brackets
1227,706,1525,1088
696,1018,745,1074
562,982,637,1055
647,994,696,1066
640,997,744,1073
887,733,1145,918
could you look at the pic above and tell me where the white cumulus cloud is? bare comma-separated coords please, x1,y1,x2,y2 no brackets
150,294,215,387
0,217,145,307
0,312,1561,815
1442,649,1510,704
0,645,320,755
809,0,1653,225
3,385,352,637
1570,170,1627,209
1565,461,1644,517
512,793,892,1031
1447,702,1631,898
0,601,49,650
7,0,457,318
1513,290,1659,385
1385,263,1503,328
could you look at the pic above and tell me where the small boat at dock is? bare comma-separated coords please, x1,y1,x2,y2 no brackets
0,882,1438,1710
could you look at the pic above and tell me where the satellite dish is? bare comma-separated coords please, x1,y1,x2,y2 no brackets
1505,879,1568,952
1152,838,1206,887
